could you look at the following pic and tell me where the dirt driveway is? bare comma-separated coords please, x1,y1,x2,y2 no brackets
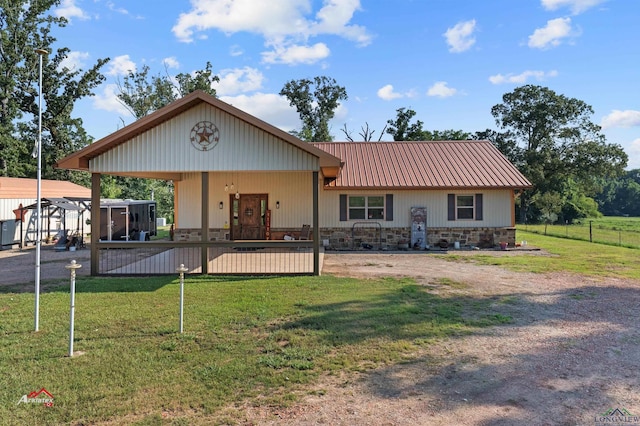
249,250,640,425
0,244,91,289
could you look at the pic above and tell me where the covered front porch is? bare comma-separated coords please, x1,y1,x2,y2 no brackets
55,91,341,277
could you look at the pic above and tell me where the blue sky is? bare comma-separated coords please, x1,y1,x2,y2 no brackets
52,0,640,168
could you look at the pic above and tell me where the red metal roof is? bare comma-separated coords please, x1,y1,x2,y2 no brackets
0,177,91,199
312,141,532,189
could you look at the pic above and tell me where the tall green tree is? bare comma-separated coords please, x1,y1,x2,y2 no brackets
0,0,108,183
117,61,218,119
280,76,347,142
491,85,627,222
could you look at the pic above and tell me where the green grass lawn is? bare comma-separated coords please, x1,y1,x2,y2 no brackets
519,216,640,249
2,274,510,425
463,230,640,279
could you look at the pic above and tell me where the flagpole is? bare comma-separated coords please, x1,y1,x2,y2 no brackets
34,48,47,332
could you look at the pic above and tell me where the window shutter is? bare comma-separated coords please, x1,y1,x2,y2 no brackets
447,194,455,221
339,194,347,221
475,194,483,221
385,194,394,221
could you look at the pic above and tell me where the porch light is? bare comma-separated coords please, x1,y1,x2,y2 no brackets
235,191,240,200
224,184,228,192
219,201,223,209
276,201,280,209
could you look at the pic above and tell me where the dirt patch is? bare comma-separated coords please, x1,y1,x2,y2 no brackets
247,250,640,425
0,244,91,290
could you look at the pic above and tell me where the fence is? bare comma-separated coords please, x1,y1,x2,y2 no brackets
518,222,640,249
96,240,317,275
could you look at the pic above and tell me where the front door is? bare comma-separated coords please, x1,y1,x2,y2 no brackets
231,194,268,240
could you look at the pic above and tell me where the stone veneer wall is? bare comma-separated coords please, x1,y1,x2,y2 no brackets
319,227,516,249
173,226,517,249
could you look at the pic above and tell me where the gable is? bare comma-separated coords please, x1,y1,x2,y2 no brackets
55,91,341,179
91,103,320,175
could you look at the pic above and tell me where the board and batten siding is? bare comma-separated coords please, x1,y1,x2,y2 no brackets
176,171,314,229
318,189,514,228
89,103,319,174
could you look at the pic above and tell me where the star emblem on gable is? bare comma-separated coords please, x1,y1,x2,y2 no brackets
190,121,220,151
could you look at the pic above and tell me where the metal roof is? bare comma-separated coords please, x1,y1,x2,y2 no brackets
0,177,91,199
313,140,532,189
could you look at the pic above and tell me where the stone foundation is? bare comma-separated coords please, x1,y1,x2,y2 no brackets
173,226,517,249
319,227,516,250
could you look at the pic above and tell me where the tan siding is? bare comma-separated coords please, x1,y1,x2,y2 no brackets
176,171,314,229
319,189,513,228
91,104,319,173
175,173,201,227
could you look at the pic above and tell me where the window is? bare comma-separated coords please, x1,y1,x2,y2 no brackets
448,193,483,221
348,195,384,220
456,195,475,219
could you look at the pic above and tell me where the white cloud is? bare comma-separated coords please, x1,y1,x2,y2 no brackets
377,84,403,101
93,83,131,116
528,17,573,49
601,110,640,129
443,19,476,53
106,1,129,15
489,70,558,84
106,55,136,76
58,51,89,71
375,85,417,101
172,0,370,64
262,42,330,65
215,67,265,96
162,57,180,69
541,0,606,14
55,0,90,21
220,93,301,133
427,81,457,98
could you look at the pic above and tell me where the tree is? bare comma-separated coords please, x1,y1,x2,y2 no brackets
491,85,627,223
117,62,218,119
0,0,108,183
386,107,470,141
340,122,386,142
280,76,347,142
385,108,428,141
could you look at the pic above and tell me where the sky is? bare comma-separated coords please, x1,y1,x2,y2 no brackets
50,0,640,168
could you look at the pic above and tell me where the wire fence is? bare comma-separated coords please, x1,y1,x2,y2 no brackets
518,222,640,249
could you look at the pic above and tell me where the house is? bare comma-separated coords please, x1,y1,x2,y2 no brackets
55,90,531,276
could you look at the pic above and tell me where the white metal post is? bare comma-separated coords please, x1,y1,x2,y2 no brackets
176,264,188,333
34,48,47,332
66,260,82,357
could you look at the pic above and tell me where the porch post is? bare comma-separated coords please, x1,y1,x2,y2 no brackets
201,172,209,274
90,173,100,276
313,171,319,276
